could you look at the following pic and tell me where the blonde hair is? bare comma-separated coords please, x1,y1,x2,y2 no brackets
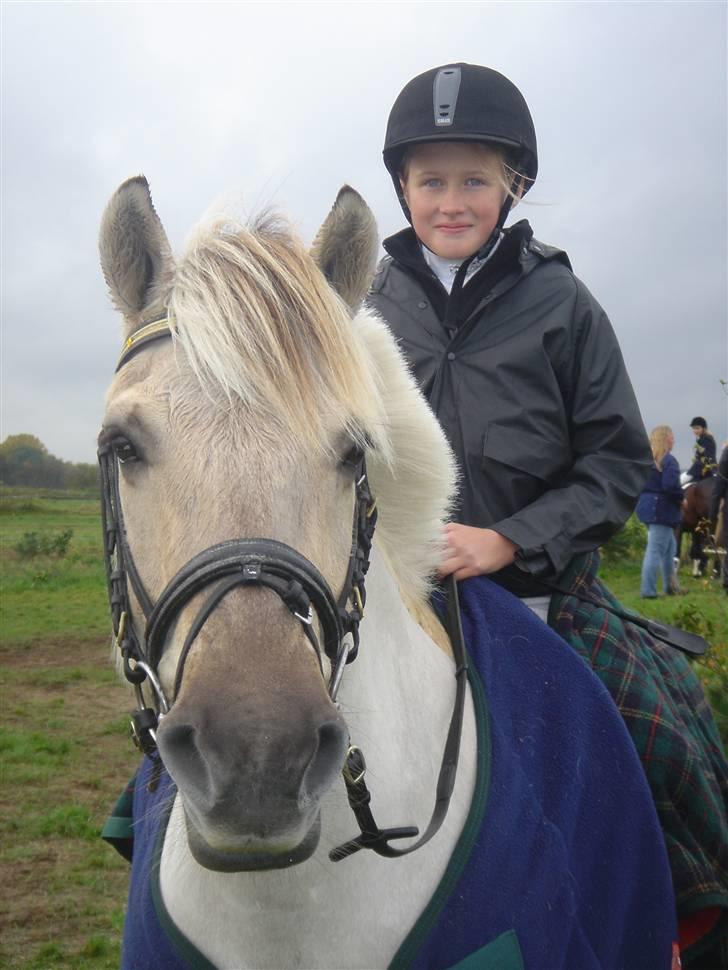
399,141,532,203
649,425,674,470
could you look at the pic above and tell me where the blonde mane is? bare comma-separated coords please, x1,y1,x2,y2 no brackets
169,216,456,601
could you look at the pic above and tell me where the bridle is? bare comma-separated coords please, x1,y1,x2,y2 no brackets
99,314,468,863
99,317,376,738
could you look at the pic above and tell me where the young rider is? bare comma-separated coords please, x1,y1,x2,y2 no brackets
368,62,652,619
683,415,717,484
368,62,728,965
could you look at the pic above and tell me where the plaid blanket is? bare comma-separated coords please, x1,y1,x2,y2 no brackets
548,552,728,968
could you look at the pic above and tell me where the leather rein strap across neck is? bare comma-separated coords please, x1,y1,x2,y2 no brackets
99,314,468,864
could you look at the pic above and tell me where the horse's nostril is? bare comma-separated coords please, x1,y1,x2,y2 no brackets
162,722,197,755
301,719,348,804
318,721,348,762
157,720,211,798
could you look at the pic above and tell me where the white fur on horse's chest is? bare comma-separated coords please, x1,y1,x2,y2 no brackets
159,556,478,970
162,772,475,970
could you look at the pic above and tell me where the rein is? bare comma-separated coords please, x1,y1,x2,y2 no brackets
99,315,468,863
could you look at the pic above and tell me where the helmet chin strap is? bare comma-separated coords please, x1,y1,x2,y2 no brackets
473,172,521,261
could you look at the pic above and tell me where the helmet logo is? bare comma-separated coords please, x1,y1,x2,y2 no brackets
433,66,461,127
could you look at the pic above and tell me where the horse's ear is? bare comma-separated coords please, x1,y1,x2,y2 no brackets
99,175,175,333
310,185,378,315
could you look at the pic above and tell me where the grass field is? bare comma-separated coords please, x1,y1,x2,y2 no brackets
0,490,138,969
1,491,726,969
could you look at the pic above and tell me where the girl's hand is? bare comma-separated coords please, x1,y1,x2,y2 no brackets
438,523,518,580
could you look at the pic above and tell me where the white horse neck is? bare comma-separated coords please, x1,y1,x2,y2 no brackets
160,546,477,970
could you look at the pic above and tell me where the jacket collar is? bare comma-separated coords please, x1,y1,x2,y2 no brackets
383,220,535,276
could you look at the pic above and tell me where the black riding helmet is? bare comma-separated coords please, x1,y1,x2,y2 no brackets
383,63,538,230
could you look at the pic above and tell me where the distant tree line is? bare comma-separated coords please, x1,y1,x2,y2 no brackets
0,435,98,490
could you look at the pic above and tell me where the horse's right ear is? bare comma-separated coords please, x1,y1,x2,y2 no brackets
99,176,175,333
310,185,378,315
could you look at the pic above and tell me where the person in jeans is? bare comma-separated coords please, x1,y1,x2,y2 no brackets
636,425,684,597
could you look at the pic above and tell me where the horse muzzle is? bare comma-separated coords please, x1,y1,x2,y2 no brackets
156,689,349,872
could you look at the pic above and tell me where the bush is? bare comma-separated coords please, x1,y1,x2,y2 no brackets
13,529,73,558
0,498,43,514
672,602,716,640
601,515,647,563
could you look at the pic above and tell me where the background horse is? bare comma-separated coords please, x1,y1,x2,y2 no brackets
98,177,676,969
680,477,721,577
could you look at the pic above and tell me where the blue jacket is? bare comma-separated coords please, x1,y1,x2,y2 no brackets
636,453,683,527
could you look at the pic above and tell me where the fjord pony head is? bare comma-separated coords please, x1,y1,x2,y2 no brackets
98,177,455,871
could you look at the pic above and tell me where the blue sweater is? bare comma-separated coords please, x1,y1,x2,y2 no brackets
636,452,683,527
109,578,677,970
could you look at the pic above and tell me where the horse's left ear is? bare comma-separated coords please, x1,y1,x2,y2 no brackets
310,186,378,315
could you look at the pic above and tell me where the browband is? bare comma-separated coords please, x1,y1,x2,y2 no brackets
116,316,173,372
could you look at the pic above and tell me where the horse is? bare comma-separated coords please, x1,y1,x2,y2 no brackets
680,477,721,577
97,177,677,969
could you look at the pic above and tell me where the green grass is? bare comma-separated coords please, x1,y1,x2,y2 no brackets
0,636,137,970
0,493,136,969
0,494,109,644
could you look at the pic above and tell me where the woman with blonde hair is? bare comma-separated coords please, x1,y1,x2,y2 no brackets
636,425,684,597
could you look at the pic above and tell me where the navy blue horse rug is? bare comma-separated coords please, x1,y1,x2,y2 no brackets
105,576,678,969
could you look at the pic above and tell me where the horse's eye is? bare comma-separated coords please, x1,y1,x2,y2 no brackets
341,443,365,470
113,437,139,465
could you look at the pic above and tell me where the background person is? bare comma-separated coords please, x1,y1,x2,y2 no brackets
709,441,728,594
681,416,717,484
368,62,728,966
636,426,684,597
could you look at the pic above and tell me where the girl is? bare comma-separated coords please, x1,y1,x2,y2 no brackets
636,425,684,598
369,62,727,967
369,62,652,619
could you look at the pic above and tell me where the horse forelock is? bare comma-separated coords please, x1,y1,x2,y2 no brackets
155,213,456,603
168,214,387,459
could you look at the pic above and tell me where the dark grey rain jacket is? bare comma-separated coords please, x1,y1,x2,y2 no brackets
368,221,652,595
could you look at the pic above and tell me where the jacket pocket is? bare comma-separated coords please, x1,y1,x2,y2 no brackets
635,492,658,525
481,422,568,477
479,423,566,518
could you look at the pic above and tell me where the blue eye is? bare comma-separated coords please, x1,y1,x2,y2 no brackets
465,177,486,187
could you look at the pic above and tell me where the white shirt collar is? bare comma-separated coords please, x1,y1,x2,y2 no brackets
421,232,504,294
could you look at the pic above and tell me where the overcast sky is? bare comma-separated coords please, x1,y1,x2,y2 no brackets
2,0,726,468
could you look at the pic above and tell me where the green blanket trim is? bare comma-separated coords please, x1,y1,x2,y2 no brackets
101,777,136,862
447,929,524,970
389,648,491,970
150,795,217,970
